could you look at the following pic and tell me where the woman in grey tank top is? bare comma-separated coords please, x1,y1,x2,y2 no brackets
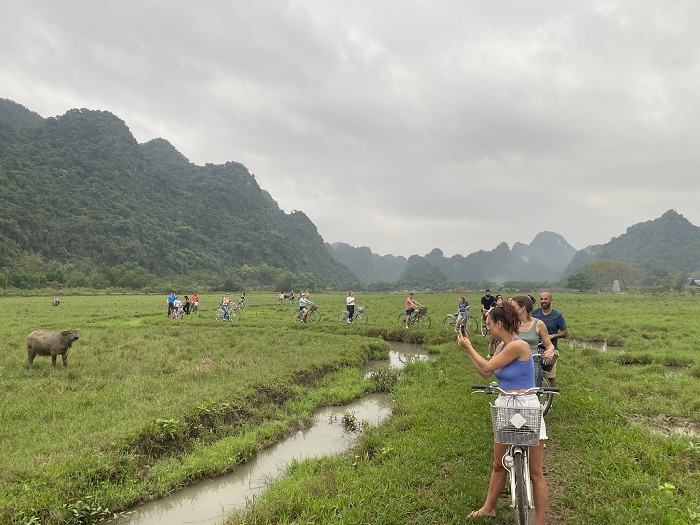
511,295,556,386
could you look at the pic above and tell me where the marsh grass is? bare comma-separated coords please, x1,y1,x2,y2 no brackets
0,294,388,524
223,292,700,525
1,292,700,524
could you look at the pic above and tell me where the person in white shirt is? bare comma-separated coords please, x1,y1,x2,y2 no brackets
172,296,182,318
346,291,356,323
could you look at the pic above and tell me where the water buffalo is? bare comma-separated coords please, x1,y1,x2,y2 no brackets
27,328,80,369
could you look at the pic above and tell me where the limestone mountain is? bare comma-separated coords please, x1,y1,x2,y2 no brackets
326,242,408,284
563,210,700,276
327,231,577,284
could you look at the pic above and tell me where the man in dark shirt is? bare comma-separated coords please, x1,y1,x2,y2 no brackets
532,291,568,388
480,289,497,321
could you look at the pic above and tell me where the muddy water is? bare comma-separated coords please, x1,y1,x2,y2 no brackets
102,342,431,525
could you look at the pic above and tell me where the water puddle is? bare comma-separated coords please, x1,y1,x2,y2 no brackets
568,339,623,352
629,414,700,438
363,341,431,376
101,342,432,525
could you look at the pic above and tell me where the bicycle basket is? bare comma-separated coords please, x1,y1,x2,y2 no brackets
357,306,365,312
489,404,541,446
540,354,558,372
418,307,427,314
310,304,318,311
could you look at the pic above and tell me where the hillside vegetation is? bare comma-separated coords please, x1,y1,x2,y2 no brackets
0,99,356,291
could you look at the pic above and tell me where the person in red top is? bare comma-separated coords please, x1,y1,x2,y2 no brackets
404,293,423,329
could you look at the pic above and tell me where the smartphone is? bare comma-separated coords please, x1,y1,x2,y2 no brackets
459,323,467,336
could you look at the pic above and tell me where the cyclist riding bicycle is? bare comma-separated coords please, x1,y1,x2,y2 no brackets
405,292,423,328
299,292,315,322
454,295,470,332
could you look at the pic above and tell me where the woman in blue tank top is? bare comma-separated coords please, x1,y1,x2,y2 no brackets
457,303,550,523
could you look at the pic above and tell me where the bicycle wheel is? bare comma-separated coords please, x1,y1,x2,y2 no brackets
229,309,240,321
308,310,320,324
293,311,303,323
540,376,554,416
480,318,489,337
175,310,183,320
443,315,457,331
338,311,349,323
354,312,368,325
514,451,530,525
215,309,225,322
398,313,409,327
417,314,431,329
465,316,479,334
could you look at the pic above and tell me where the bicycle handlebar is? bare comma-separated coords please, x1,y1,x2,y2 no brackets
471,383,560,396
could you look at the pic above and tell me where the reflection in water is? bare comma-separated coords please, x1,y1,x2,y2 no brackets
363,342,431,376
102,342,432,525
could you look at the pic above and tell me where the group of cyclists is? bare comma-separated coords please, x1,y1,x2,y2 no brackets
167,292,199,318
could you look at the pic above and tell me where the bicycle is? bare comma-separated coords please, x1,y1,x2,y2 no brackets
398,307,431,329
472,383,559,525
170,308,183,320
215,304,240,322
338,306,368,325
480,312,491,337
534,344,558,416
293,304,320,324
443,312,478,333
190,301,199,314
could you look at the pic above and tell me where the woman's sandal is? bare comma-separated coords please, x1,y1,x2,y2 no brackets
468,509,496,518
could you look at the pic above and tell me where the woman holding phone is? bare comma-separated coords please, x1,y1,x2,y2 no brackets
457,303,550,524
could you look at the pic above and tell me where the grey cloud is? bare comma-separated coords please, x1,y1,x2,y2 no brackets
2,1,700,258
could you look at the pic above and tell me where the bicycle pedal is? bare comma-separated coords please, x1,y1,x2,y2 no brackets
500,488,510,498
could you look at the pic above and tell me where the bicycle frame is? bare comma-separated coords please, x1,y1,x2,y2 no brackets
502,443,532,516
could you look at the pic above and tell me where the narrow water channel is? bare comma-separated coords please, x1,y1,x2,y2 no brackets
102,342,432,525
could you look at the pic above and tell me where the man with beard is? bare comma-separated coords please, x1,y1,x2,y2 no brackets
532,291,568,388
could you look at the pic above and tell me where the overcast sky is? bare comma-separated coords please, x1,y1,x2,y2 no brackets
2,1,699,258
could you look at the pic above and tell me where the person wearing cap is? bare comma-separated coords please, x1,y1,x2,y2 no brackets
299,292,315,322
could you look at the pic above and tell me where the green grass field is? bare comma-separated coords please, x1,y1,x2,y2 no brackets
1,291,699,524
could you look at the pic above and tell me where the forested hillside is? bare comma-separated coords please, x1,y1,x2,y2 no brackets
565,210,700,276
0,99,356,291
